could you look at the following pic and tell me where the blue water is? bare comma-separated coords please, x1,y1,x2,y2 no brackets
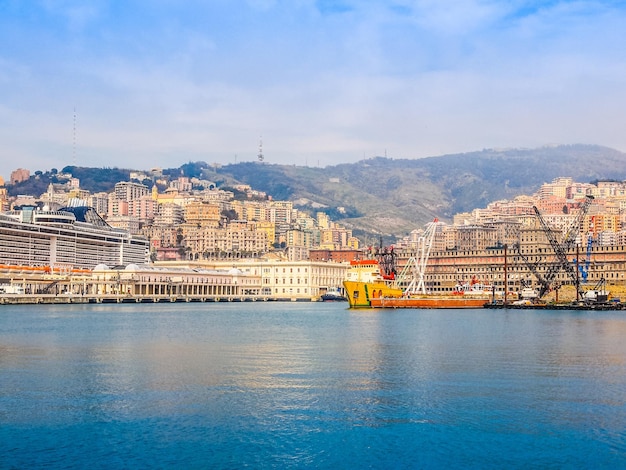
1,303,626,469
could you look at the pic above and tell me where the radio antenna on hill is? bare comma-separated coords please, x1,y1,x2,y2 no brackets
257,136,264,163
73,107,77,167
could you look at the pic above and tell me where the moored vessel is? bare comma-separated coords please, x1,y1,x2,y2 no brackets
343,222,491,309
369,295,489,309
342,240,403,307
343,258,403,308
343,260,492,308
320,287,347,301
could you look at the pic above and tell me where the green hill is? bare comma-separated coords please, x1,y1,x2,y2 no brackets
212,144,626,241
8,144,626,243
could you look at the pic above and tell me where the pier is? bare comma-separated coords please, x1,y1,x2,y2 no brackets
0,293,313,305
483,301,626,311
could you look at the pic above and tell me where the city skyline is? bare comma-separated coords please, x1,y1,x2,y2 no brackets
1,1,626,179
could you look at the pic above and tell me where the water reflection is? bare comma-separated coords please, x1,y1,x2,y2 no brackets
1,304,626,467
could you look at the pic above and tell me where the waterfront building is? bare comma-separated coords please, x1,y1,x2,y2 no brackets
0,262,262,302
90,263,261,299
396,241,626,301
155,258,349,300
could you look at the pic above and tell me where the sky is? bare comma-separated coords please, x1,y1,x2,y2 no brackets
1,0,626,179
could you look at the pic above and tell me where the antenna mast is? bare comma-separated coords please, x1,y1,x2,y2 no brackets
73,107,77,167
257,136,264,162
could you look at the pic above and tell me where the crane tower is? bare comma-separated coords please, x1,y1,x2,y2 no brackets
403,219,441,295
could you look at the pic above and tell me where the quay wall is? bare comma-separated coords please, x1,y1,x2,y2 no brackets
0,293,317,305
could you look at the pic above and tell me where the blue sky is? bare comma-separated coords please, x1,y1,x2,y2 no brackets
1,0,626,178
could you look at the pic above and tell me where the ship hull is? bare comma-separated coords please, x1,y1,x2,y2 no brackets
343,280,403,308
320,294,347,302
369,296,489,309
344,280,489,309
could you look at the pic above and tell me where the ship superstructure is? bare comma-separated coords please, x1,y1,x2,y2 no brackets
0,206,149,270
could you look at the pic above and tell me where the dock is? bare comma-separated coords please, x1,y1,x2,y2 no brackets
483,301,626,311
0,293,315,305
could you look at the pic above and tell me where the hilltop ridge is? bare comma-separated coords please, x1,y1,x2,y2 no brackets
215,144,626,239
7,144,626,241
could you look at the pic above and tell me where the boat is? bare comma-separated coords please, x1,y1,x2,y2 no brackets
320,287,347,301
0,204,149,270
343,258,403,307
343,223,491,309
369,295,490,309
342,240,402,307
345,265,493,309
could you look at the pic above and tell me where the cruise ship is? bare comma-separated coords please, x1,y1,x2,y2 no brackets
0,205,150,271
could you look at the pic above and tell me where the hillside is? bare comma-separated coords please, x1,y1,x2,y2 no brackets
8,144,626,243
211,144,626,241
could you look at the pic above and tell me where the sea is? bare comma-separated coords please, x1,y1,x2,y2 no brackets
1,302,625,469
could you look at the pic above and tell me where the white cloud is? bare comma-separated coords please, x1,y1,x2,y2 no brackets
1,0,626,178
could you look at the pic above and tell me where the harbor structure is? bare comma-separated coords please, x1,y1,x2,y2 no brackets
0,259,349,304
0,263,261,304
152,258,350,301
394,242,626,302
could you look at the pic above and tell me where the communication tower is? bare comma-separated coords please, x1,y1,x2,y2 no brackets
257,136,264,162
73,107,77,166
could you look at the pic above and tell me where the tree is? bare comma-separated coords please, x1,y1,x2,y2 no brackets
221,209,239,222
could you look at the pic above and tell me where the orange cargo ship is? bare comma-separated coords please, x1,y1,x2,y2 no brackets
343,230,492,309
343,256,492,309
369,294,489,309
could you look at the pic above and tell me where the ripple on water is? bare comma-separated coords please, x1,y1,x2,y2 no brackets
1,303,626,468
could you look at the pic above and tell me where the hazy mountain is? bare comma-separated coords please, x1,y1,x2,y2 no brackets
208,144,626,241
9,144,626,243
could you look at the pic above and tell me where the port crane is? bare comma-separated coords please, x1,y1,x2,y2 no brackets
576,215,595,283
577,234,594,283
533,195,594,299
513,244,550,298
401,219,440,295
